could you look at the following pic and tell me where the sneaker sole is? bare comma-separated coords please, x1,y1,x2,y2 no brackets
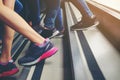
21,47,58,66
39,47,58,60
71,21,99,31
0,68,19,78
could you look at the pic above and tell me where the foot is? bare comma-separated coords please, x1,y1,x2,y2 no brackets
55,32,64,38
54,29,65,38
71,16,99,30
0,60,19,77
40,28,61,39
40,29,53,38
18,39,58,66
49,30,60,39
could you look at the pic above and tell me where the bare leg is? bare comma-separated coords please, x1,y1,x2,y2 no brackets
0,0,15,63
0,0,45,44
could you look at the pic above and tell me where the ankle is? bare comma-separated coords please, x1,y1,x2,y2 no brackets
0,55,11,63
0,58,11,63
35,38,49,47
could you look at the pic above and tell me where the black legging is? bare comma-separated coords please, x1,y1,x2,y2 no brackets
19,0,41,26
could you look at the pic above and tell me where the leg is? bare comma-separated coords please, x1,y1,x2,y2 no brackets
69,0,90,18
14,0,23,13
70,0,99,30
19,0,31,23
77,0,94,17
55,8,64,33
0,0,18,77
51,7,64,38
0,0,58,66
44,0,60,30
27,0,42,33
28,0,41,27
40,0,61,38
0,1,45,44
0,0,15,63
